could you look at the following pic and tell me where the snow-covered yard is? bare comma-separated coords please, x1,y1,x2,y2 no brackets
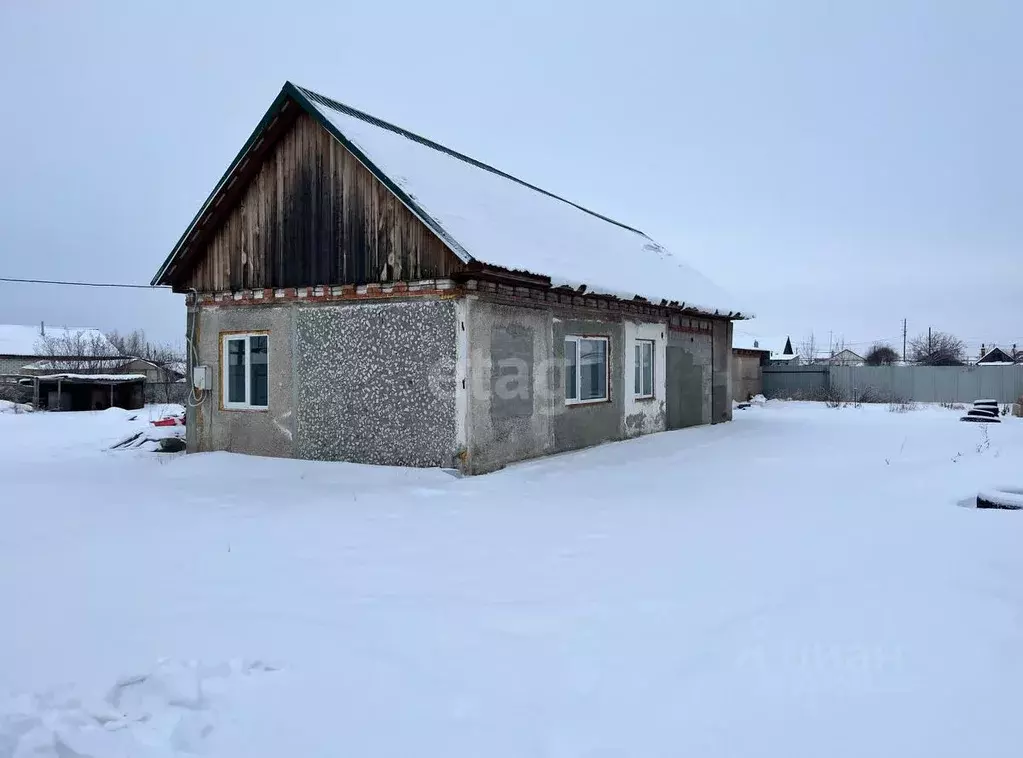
2,402,1022,757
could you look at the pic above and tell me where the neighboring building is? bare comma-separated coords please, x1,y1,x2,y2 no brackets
760,336,800,366
21,356,185,402
731,336,770,402
976,345,1019,366
151,82,747,474
27,373,145,411
0,324,114,376
828,348,865,366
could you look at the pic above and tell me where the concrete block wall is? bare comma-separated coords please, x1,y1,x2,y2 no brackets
731,351,764,402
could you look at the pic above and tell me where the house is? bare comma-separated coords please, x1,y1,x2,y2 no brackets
0,324,114,376
151,82,747,474
976,345,1019,366
760,336,800,366
827,348,865,366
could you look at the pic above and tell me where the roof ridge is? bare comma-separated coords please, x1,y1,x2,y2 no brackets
290,83,648,237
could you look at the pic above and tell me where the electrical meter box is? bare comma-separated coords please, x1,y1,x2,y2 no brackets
192,365,211,391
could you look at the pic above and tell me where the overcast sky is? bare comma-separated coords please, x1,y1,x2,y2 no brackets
1,0,1020,357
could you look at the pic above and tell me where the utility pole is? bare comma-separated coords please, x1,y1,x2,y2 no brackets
928,327,932,360
902,318,907,363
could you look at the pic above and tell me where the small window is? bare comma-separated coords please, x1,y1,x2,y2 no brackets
635,340,654,398
565,336,608,404
222,333,269,409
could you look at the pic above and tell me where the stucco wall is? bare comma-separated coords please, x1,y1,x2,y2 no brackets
463,300,555,472
186,302,297,458
622,320,668,437
463,298,668,473
551,314,626,454
294,300,458,467
186,297,458,467
711,320,732,423
666,329,712,428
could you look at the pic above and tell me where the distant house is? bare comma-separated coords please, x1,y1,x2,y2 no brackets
828,349,865,366
150,81,748,474
0,325,186,405
976,345,1019,366
0,324,115,376
762,336,800,366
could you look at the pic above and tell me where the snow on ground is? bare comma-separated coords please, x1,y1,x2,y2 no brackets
2,402,1022,757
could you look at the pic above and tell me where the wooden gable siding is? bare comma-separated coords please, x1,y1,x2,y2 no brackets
182,112,460,292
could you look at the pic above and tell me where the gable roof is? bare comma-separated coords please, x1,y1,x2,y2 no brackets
0,325,114,358
154,82,743,317
977,346,1015,364
732,333,796,360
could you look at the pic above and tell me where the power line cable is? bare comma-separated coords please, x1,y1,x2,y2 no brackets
0,277,170,290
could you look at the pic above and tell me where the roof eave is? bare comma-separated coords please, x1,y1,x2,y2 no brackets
151,87,296,287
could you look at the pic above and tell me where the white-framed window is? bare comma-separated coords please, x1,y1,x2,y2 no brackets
634,339,654,398
222,333,269,409
565,335,609,404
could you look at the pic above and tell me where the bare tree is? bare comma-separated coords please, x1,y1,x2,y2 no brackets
106,329,183,365
909,330,966,366
106,329,187,404
799,333,819,365
865,343,899,366
36,329,120,372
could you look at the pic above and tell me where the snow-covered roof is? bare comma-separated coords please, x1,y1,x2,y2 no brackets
977,346,1018,364
732,335,769,352
21,358,131,372
32,374,146,382
0,325,114,357
733,334,795,357
296,86,740,315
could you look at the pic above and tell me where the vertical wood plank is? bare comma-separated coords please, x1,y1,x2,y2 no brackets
276,144,284,286
342,146,353,283
175,112,468,292
309,116,319,286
